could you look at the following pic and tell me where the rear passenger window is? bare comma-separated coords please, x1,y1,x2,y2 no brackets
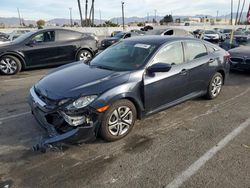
57,31,82,41
206,45,216,53
186,42,208,60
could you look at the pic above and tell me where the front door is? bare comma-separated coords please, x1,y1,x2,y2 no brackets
22,31,59,67
144,41,189,113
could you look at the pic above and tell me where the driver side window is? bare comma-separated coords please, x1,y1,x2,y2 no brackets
152,42,184,66
31,31,55,43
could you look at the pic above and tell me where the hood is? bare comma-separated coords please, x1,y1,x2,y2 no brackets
229,46,250,58
35,62,130,101
102,37,120,42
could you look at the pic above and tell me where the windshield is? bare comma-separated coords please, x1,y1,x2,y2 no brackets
12,31,35,43
90,41,157,71
114,32,126,38
205,30,216,34
222,29,232,33
234,31,244,35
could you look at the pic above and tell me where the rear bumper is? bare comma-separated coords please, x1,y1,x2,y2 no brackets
28,87,101,151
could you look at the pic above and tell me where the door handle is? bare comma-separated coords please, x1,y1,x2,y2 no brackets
180,69,188,75
208,58,215,63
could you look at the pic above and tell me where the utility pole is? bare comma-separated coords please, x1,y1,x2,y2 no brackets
69,8,73,27
235,0,241,25
17,8,22,27
147,12,149,23
231,0,233,25
154,9,157,25
88,0,94,27
92,0,94,26
85,0,88,26
216,10,219,22
77,0,84,27
121,1,125,30
99,9,102,26
238,0,246,24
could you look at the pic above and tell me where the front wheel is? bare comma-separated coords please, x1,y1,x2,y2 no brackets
100,99,137,142
0,55,22,75
206,72,223,99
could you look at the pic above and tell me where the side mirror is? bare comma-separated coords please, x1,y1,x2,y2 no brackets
147,63,172,73
26,40,36,46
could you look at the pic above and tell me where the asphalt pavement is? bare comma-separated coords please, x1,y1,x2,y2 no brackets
0,68,250,188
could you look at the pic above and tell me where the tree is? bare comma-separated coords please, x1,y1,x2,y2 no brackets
160,15,173,25
28,24,34,28
137,22,145,27
102,21,119,27
36,19,45,29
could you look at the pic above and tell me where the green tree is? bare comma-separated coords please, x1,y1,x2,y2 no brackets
160,15,173,25
137,22,145,27
36,19,45,29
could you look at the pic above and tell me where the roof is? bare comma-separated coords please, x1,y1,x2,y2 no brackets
124,35,199,45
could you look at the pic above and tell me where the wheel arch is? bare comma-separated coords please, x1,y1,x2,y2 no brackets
0,52,26,70
217,69,226,84
75,47,94,60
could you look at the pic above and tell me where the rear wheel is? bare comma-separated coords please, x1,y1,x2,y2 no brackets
77,49,93,62
206,72,223,99
0,55,22,75
100,99,137,142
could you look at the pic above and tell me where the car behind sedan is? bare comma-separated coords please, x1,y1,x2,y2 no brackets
29,36,230,152
229,46,250,71
0,28,98,75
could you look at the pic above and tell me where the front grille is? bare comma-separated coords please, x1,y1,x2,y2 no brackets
230,57,244,63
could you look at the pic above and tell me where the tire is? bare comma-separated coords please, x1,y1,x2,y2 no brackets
100,99,137,142
206,72,223,100
0,55,22,75
76,49,93,62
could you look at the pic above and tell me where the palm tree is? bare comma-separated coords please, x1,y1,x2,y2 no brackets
235,0,241,25
238,0,246,24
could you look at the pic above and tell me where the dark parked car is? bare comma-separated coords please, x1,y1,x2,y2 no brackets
219,29,233,39
140,25,154,31
100,32,138,49
29,36,230,152
110,31,122,37
229,46,250,71
146,28,193,37
0,28,98,75
0,32,9,41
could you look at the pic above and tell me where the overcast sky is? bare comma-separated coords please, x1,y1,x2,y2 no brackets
0,0,249,20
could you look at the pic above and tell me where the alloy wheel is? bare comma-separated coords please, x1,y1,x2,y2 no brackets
108,106,133,136
79,51,92,61
211,75,222,97
0,57,18,74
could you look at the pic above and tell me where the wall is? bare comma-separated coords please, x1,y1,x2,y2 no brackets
0,25,249,37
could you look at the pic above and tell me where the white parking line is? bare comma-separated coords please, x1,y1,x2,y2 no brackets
2,75,44,82
166,117,250,188
0,111,30,122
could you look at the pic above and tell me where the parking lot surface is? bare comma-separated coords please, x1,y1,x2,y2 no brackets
0,68,250,188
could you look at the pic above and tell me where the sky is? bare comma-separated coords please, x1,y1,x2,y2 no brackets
0,0,249,20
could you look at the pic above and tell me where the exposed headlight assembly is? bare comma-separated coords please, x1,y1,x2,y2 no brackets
66,95,97,110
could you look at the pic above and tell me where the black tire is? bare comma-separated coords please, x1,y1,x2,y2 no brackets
206,72,223,100
76,49,93,62
100,99,137,142
0,55,22,75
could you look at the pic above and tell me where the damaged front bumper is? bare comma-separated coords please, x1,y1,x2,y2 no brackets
28,87,101,152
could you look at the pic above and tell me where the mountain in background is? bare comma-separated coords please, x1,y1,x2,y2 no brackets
0,12,247,26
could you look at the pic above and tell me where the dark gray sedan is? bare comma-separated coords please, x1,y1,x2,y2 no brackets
29,36,230,152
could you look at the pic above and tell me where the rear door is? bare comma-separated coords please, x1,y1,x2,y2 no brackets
184,41,214,93
22,30,59,66
55,30,81,63
143,41,190,112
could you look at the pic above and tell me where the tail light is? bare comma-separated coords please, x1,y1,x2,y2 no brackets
224,51,230,62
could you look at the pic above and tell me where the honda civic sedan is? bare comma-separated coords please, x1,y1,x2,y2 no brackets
0,28,98,75
28,36,230,151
